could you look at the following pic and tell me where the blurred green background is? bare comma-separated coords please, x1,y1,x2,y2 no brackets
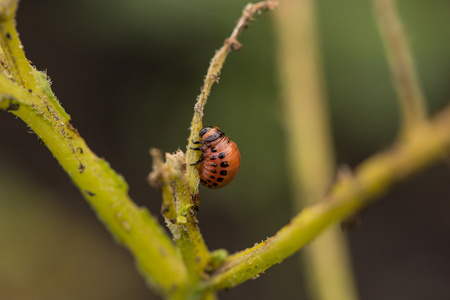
1,0,450,299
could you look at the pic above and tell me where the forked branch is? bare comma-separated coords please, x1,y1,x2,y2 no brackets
148,1,279,297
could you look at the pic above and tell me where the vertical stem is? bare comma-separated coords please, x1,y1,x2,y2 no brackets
275,0,358,299
373,0,427,137
149,150,210,287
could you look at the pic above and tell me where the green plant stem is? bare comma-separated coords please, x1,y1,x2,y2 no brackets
373,0,427,137
149,149,211,288
275,0,358,299
167,1,279,292
206,105,450,290
0,3,187,297
0,76,188,297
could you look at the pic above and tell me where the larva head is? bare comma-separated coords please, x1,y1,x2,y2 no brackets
200,126,224,143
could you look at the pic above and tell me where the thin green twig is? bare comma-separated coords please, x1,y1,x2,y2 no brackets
149,0,280,292
185,0,280,194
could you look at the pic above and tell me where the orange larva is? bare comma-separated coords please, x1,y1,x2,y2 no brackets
191,126,241,188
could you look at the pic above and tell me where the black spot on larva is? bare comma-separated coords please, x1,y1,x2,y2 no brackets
201,179,207,184
218,152,226,159
206,143,212,148
211,163,218,167
210,155,217,160
217,177,224,183
220,170,227,176
212,183,218,187
220,161,229,168
85,190,96,197
207,179,211,183
211,146,217,152
5,32,11,40
211,169,217,174
209,175,215,179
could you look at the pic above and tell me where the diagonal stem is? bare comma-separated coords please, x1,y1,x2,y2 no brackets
206,105,450,290
0,2,188,297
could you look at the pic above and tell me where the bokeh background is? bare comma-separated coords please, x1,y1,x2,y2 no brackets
1,0,450,299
